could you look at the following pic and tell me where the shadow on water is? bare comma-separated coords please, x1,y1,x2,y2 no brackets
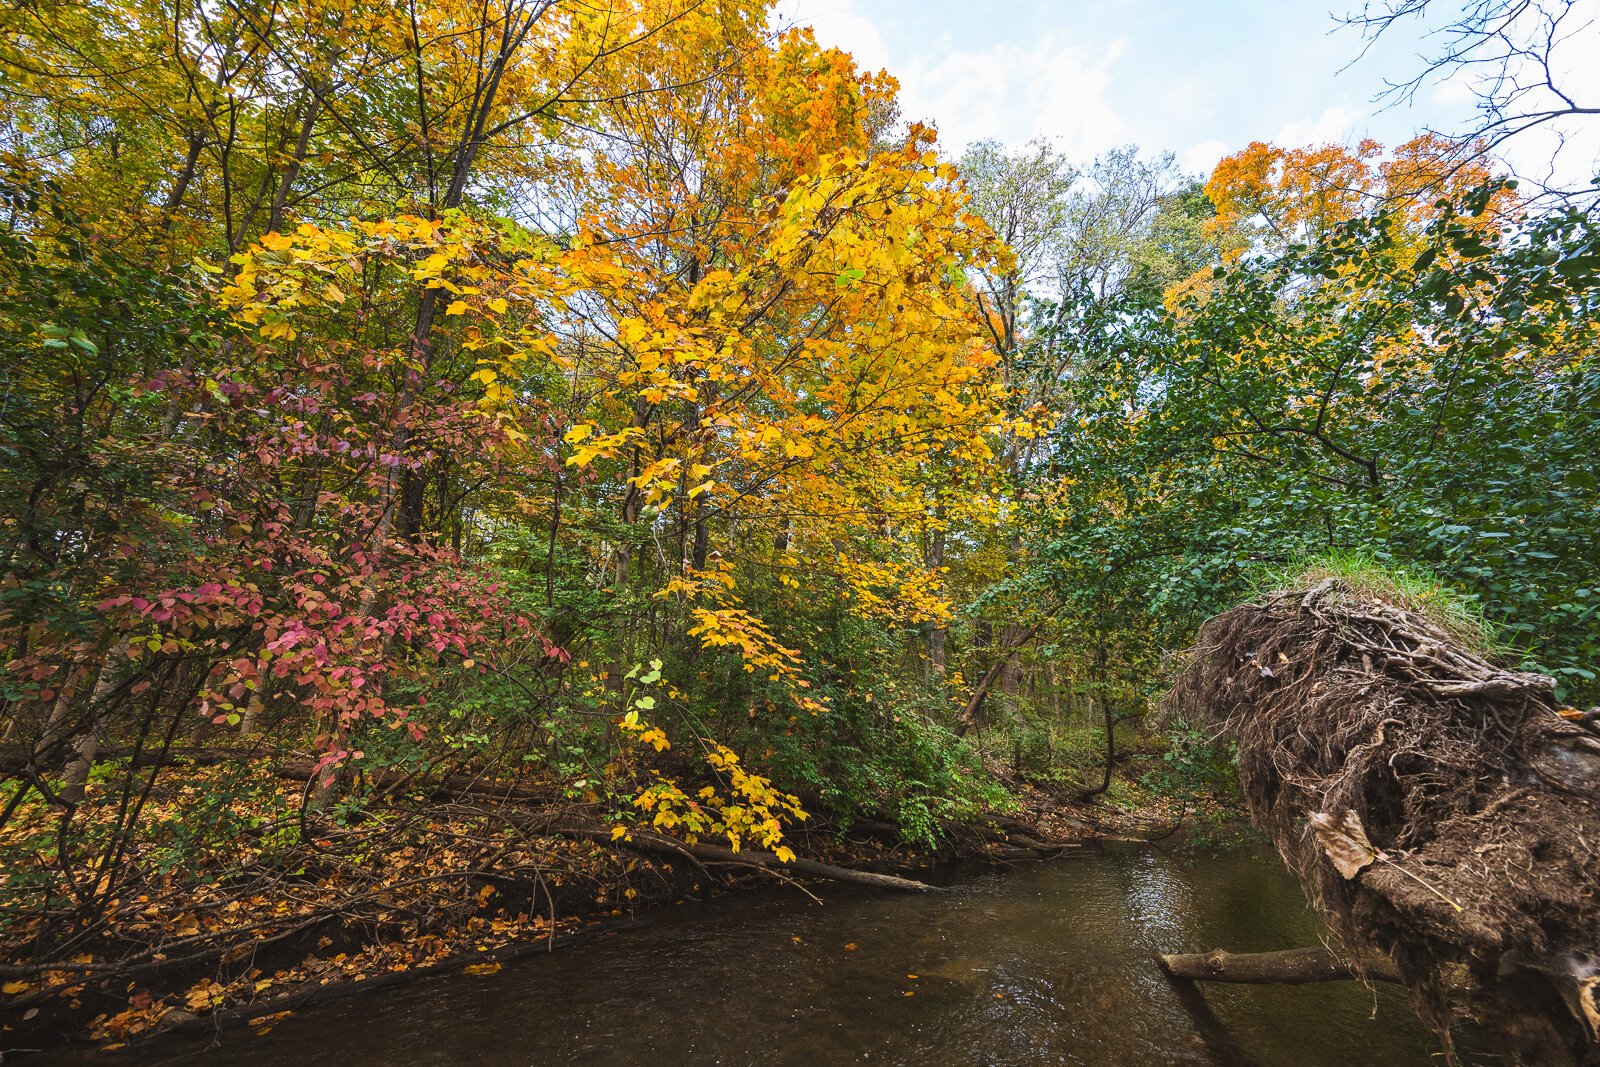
58,844,1449,1066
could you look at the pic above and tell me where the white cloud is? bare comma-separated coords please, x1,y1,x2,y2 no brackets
773,0,891,74
1178,139,1230,177
776,0,1131,159
777,0,1599,192
1428,70,1477,110
900,35,1130,157
1275,104,1368,148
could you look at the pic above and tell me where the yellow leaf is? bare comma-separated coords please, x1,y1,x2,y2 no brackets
487,297,509,314
2,980,30,995
611,825,627,840
463,963,501,976
415,252,450,275
445,300,469,316
259,231,295,252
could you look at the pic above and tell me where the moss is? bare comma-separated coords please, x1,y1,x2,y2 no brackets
1257,549,1499,654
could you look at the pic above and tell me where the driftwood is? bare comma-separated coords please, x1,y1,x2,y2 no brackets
1167,579,1600,1066
1159,946,1402,985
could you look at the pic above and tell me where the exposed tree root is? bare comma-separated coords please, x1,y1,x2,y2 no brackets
1167,579,1600,1066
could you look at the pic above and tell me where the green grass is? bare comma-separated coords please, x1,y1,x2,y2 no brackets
1257,549,1500,654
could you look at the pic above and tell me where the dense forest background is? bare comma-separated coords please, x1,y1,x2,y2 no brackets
1,0,1597,1034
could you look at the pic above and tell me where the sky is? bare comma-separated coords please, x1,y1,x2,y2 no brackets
774,0,1600,186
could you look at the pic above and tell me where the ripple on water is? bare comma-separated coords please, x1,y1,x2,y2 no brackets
65,844,1449,1067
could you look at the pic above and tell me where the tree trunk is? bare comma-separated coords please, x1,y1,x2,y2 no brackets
1077,637,1116,799
998,622,1026,694
923,520,947,677
956,621,1043,736
34,662,92,764
159,132,206,226
59,638,130,804
266,95,321,234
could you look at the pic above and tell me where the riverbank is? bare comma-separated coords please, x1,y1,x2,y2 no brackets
1,752,1221,1057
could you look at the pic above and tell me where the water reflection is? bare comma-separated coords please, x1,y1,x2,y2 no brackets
61,844,1446,1066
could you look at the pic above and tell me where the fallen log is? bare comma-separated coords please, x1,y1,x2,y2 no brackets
0,743,244,774
1166,579,1600,1066
1158,946,1402,985
984,813,1079,848
549,823,944,893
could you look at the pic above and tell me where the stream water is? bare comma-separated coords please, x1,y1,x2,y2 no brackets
73,843,1450,1065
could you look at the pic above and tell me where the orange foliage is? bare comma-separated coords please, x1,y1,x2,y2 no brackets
1204,134,1515,261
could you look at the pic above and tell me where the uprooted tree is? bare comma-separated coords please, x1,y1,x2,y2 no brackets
1166,578,1600,1067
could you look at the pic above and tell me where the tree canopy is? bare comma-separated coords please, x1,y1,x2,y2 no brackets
1,0,1596,1044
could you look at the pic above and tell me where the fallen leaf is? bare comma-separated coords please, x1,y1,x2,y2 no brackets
1309,809,1382,879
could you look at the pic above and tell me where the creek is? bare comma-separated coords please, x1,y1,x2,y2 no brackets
81,843,1448,1065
